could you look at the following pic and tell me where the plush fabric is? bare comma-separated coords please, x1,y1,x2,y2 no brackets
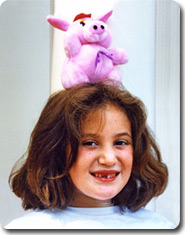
47,11,128,89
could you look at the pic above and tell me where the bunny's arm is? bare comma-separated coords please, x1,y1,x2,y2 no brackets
108,48,128,65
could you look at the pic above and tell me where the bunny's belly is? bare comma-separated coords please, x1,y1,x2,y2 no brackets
72,45,113,80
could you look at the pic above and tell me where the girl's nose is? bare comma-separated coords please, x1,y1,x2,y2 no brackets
98,147,116,166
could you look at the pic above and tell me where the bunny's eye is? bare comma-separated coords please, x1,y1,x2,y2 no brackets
80,20,85,26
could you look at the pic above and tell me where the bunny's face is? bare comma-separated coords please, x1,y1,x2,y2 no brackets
67,18,112,48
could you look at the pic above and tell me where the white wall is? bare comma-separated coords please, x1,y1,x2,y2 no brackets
155,0,180,226
0,0,50,227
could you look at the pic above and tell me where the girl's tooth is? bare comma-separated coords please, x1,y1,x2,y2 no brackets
94,173,117,178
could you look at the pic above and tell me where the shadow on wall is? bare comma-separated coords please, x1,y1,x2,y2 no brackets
0,0,50,227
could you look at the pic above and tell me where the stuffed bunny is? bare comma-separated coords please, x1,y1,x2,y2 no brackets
47,11,128,89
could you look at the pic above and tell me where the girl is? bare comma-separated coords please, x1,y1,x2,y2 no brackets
6,82,175,229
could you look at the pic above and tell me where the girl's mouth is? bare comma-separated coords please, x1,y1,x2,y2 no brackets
90,171,120,182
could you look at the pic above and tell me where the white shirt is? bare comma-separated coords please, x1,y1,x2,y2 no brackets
5,206,175,229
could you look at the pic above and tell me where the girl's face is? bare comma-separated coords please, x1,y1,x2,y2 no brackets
69,104,133,206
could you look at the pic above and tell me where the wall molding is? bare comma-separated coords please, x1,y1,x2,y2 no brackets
155,0,180,226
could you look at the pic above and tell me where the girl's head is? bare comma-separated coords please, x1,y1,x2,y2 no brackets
9,82,168,211
69,104,133,206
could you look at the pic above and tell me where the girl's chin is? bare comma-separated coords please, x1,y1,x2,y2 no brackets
93,193,116,201
91,187,121,200
87,188,119,202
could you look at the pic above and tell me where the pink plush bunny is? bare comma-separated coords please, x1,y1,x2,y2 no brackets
47,11,128,89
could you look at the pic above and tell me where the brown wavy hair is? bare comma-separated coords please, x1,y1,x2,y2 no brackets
9,82,168,211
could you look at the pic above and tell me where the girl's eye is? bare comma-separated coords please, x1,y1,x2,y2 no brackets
114,140,128,146
82,141,97,147
80,20,85,26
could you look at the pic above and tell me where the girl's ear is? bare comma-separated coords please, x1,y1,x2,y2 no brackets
47,15,70,31
97,10,113,23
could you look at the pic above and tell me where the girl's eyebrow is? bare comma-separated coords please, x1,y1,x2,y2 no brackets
81,133,99,138
81,132,132,139
116,132,132,139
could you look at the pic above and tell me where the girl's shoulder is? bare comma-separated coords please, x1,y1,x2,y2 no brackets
123,207,176,229
5,209,63,229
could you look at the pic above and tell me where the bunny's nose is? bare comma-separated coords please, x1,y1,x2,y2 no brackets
90,23,105,34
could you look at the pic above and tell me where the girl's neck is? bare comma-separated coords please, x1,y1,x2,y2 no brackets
70,189,114,208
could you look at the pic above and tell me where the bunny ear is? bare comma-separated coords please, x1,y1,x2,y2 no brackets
47,15,70,31
97,10,113,23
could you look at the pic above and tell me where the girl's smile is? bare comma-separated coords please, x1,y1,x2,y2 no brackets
90,170,120,182
69,104,133,207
